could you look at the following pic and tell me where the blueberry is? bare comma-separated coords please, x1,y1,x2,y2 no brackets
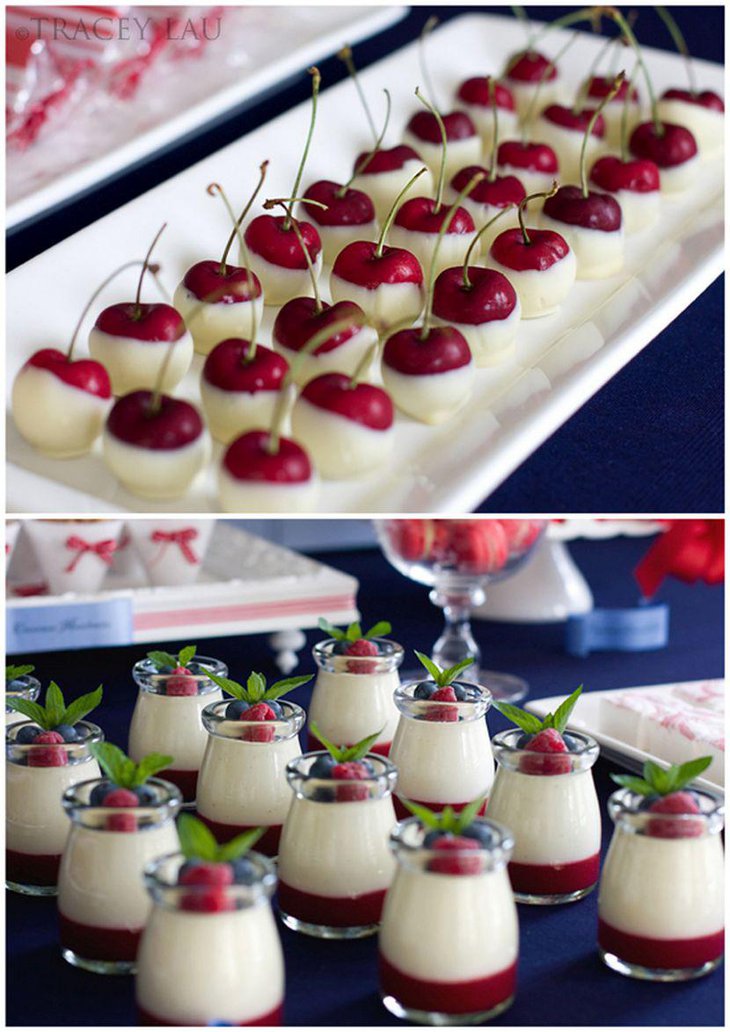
90,781,116,805
311,785,336,802
309,754,336,779
265,700,283,719
54,723,79,743
515,732,534,749
638,793,661,811
330,640,351,655
225,699,250,720
414,681,437,700
178,859,201,882
16,725,41,744
423,830,449,847
360,759,376,777
452,683,469,702
158,664,174,674
186,662,203,675
135,783,157,805
231,856,258,885
461,823,496,848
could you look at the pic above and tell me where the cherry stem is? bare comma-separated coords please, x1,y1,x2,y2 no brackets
149,333,178,416
339,89,391,197
572,33,615,116
487,77,499,183
264,197,327,312
134,224,166,318
66,260,150,362
284,67,321,232
213,162,269,274
580,71,625,198
348,337,380,388
608,13,638,76
462,205,516,289
521,31,580,143
518,182,558,246
375,166,428,259
338,45,378,144
418,16,441,113
511,5,536,49
267,314,367,454
656,6,697,96
420,170,485,341
507,5,601,68
620,60,640,161
415,86,447,212
605,7,662,134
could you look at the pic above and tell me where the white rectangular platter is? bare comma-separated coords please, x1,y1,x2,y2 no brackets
6,13,724,514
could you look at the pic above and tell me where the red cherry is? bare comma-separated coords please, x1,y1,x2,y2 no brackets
432,267,517,325
490,227,570,272
450,166,526,207
541,104,605,138
223,430,312,484
94,303,186,343
273,298,365,355
543,185,622,232
457,76,516,111
332,240,423,290
26,349,111,399
407,109,477,144
182,260,262,304
498,140,558,172
300,373,393,430
394,197,475,236
353,144,422,175
203,340,288,393
244,213,321,270
506,50,557,83
661,87,724,112
383,326,472,376
590,155,660,194
106,391,203,449
588,75,639,103
629,121,698,168
303,180,375,226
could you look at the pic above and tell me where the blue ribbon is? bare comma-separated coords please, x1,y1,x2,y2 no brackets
565,604,669,657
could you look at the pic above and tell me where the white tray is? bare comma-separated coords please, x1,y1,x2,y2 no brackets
527,682,725,793
6,13,724,514
7,6,407,228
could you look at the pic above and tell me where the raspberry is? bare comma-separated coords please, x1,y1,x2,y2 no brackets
103,787,139,832
519,728,571,775
391,519,429,560
428,835,482,875
345,638,379,673
445,520,509,573
166,667,197,696
28,731,67,768
106,813,138,833
179,862,234,887
240,702,277,743
499,519,542,552
180,889,234,913
424,686,459,723
647,791,704,839
332,761,371,802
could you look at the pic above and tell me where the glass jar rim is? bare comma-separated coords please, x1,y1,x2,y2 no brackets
286,749,397,785
608,785,725,833
492,726,598,755
202,698,306,741
133,655,227,694
144,849,277,907
62,774,183,812
6,718,104,747
390,816,515,871
395,679,492,721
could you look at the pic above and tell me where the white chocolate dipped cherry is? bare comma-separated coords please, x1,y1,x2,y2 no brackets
455,76,518,151
89,225,193,396
330,167,427,333
536,103,606,185
201,339,289,445
497,139,558,195
583,74,641,149
243,68,323,305
504,49,561,123
173,170,267,356
489,186,576,319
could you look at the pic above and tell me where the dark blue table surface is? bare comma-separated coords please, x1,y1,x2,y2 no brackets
6,535,725,1026
6,6,724,514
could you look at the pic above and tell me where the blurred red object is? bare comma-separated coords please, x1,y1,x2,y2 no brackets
635,519,725,598
383,518,544,575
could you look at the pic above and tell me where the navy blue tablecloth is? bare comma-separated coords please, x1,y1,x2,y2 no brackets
6,535,725,1026
6,6,724,513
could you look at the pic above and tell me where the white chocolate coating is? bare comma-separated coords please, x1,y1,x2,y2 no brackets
601,103,642,150
402,130,482,186
496,162,556,196
540,215,624,280
390,716,494,804
352,161,434,225
329,275,424,333
6,756,101,856
243,246,323,307
489,246,576,318
200,377,280,445
509,80,561,123
609,187,660,233
535,114,604,184
461,103,519,151
128,690,222,770
88,327,193,395
381,360,476,425
656,99,723,159
291,398,394,479
274,324,379,387
388,224,478,283
432,299,521,367
444,192,522,255
197,734,301,827
314,220,379,266
102,432,208,500
173,284,264,357
657,153,701,194
12,365,110,458
218,465,319,513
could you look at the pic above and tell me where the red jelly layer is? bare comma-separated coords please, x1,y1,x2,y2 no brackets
137,1002,283,1026
197,814,282,857
6,848,61,886
161,767,198,803
307,731,391,757
598,919,724,969
278,880,386,927
393,796,487,821
380,954,517,1015
59,912,142,962
508,853,600,895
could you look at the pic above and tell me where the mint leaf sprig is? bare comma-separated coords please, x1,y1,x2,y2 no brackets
403,796,487,836
7,682,103,730
177,813,263,863
6,664,36,682
318,617,392,641
207,670,312,704
611,756,713,798
494,685,584,735
310,721,384,763
414,652,474,688
90,742,173,789
147,645,197,671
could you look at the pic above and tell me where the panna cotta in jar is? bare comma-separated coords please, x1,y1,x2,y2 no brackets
598,782,724,980
308,635,404,756
389,680,494,819
6,671,41,726
487,728,601,903
136,848,284,1025
128,654,226,804
197,699,305,857
58,775,181,973
379,815,518,1024
278,751,397,937
6,720,103,895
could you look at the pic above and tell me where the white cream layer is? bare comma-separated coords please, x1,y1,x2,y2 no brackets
382,360,476,426
6,757,101,855
196,733,301,826
128,690,222,771
12,366,110,458
88,328,193,395
389,717,494,803
172,284,264,357
103,432,208,500
308,669,401,745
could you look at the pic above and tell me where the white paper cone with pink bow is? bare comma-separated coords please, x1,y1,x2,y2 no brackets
25,519,124,596
127,520,214,586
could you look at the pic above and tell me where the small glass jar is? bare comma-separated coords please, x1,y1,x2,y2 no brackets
308,637,404,756
598,787,724,981
136,851,284,1025
277,752,398,939
487,728,601,904
6,720,103,895
128,655,226,804
58,776,182,974
389,681,494,819
379,816,518,1025
196,699,305,857
6,673,42,726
